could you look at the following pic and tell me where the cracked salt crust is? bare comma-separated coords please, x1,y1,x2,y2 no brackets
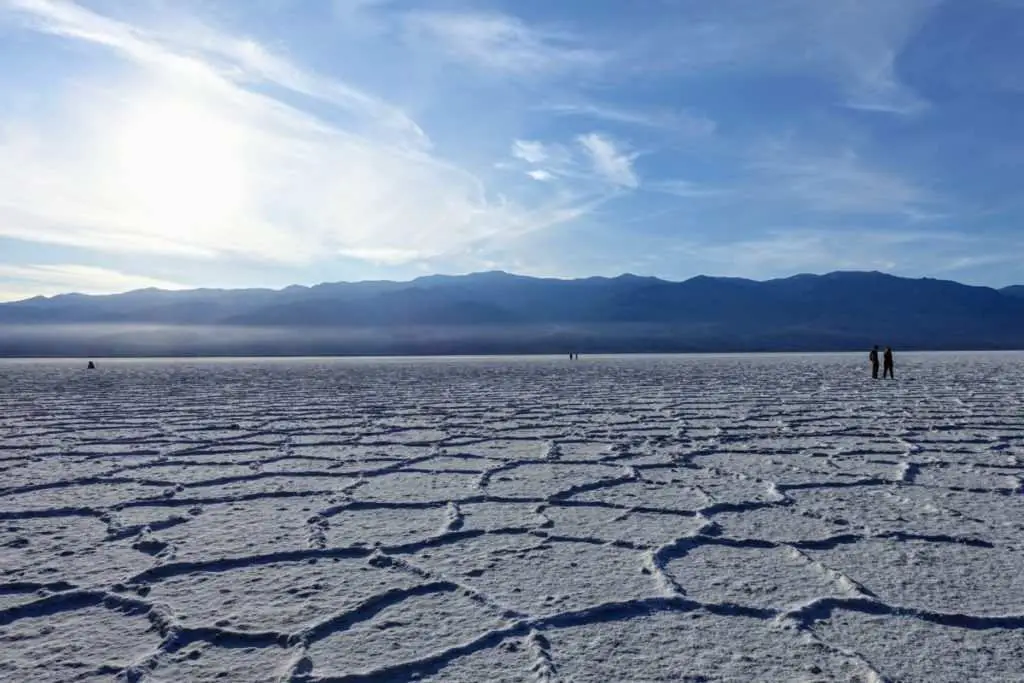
1,352,1022,682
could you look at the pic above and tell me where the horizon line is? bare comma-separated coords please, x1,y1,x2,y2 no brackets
5,268,1018,304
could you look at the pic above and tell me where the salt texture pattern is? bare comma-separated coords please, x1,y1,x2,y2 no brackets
1,353,1023,682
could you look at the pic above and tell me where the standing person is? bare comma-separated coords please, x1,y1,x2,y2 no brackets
883,347,895,379
869,345,880,379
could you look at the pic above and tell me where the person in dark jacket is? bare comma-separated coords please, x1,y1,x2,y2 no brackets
883,347,895,379
869,345,880,379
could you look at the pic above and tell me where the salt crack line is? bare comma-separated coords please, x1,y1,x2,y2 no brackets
442,502,464,533
307,514,329,550
533,504,555,529
776,476,892,492
791,530,994,550
0,580,78,595
698,499,784,517
157,470,360,491
642,514,721,597
105,513,194,542
798,624,894,683
112,517,995,587
121,523,518,578
641,545,688,597
530,531,646,552
130,527,175,561
0,589,150,628
295,597,772,683
291,581,459,647
543,440,562,461
281,648,315,683
547,468,638,502
0,574,509,679
781,596,1024,631
0,474,180,498
526,629,559,683
476,462,515,490
368,551,528,621
783,545,878,599
0,505,106,521
125,546,373,584
0,490,761,523
764,481,793,504
896,460,921,484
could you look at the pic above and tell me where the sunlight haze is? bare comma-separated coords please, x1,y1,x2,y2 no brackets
1,0,1022,300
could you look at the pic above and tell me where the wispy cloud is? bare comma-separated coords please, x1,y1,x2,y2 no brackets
577,133,639,189
935,254,1022,273
543,102,716,137
749,140,932,217
506,134,640,191
816,1,935,115
0,0,598,269
673,228,1007,281
676,230,902,278
647,179,730,199
623,0,936,115
331,0,396,36
335,247,426,266
403,10,605,76
511,139,550,164
1,0,1018,292
0,264,187,301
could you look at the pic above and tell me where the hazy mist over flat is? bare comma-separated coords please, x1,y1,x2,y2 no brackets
2,271,1024,356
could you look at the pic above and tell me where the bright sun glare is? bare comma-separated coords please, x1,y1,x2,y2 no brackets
112,97,247,240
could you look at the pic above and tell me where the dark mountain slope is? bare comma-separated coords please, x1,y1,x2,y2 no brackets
2,270,1023,355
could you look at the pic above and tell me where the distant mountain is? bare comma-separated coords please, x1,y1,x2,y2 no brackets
2,270,1024,356
1002,285,1024,299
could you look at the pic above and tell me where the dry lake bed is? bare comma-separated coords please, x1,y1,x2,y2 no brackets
1,353,1023,682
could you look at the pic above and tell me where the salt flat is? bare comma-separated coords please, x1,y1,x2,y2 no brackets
1,353,1023,682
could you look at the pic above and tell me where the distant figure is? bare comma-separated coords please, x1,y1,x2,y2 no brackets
868,345,880,379
87,361,96,370
883,347,894,379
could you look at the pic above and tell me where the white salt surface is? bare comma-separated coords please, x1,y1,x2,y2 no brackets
1,352,1023,682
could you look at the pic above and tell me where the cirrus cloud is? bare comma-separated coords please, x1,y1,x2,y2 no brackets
0,0,599,271
577,133,639,189
403,10,606,76
0,264,187,301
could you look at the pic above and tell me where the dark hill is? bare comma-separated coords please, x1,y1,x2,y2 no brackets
1002,285,1024,299
1,270,1023,356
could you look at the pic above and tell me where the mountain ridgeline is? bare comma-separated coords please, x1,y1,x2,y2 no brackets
1,271,1023,356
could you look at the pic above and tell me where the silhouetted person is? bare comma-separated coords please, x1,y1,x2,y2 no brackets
868,345,880,379
87,361,96,370
883,347,894,379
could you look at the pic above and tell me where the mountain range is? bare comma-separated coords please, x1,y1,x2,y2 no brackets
1,270,1023,356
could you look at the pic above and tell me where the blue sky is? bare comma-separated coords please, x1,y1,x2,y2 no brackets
1,0,1023,300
